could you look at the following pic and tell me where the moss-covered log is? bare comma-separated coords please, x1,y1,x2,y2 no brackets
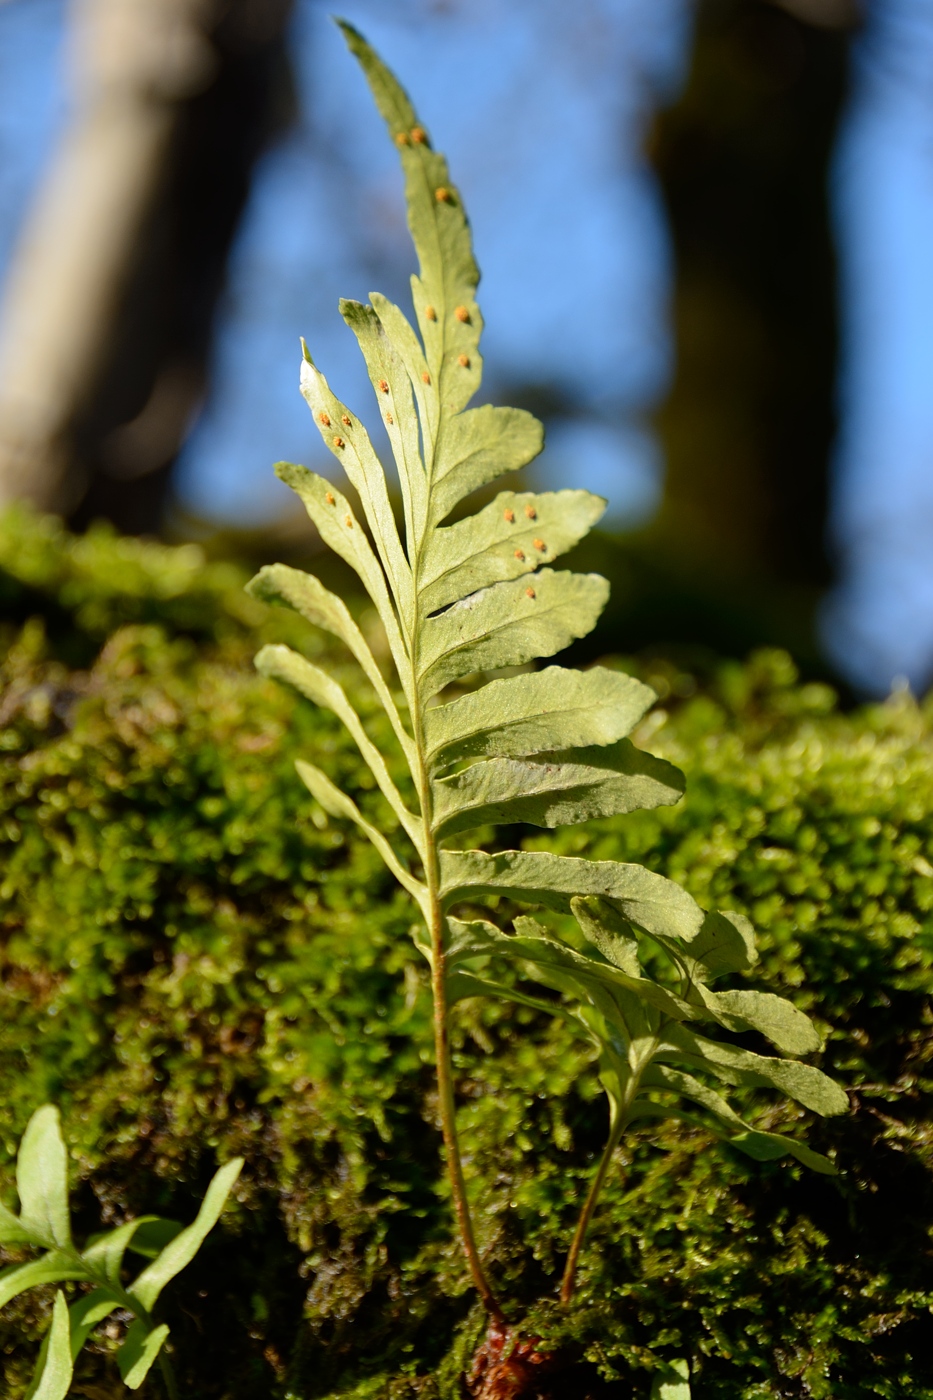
1,508,932,1398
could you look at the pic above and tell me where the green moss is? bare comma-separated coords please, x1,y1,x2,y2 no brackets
1,510,932,1397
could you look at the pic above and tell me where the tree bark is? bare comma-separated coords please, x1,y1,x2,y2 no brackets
0,0,213,507
0,0,293,524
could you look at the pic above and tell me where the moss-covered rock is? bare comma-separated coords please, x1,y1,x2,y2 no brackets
1,510,931,1398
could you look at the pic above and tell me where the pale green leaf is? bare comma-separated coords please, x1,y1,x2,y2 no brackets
429,405,543,527
683,909,758,978
571,896,641,977
246,564,414,756
697,987,821,1056
370,292,438,463
659,1023,849,1117
81,1216,160,1289
650,1357,690,1400
633,1097,837,1173
571,898,818,1055
68,1288,121,1360
338,21,482,416
0,1197,36,1246
419,569,609,697
0,1254,89,1310
339,299,427,547
642,1065,837,1173
295,761,429,917
129,1158,242,1312
274,461,409,679
16,1107,71,1250
256,645,421,848
24,1290,72,1400
446,966,572,1021
423,666,657,769
117,1319,170,1390
441,849,705,944
124,1218,184,1259
432,739,684,837
420,489,605,612
511,927,689,1033
300,347,413,621
446,914,692,1034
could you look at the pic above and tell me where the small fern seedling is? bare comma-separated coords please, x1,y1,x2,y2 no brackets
0,1105,242,1399
249,20,847,1366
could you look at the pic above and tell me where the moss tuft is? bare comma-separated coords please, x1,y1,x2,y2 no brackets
2,509,932,1398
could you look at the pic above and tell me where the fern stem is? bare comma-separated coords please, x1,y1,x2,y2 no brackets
425,835,504,1322
159,1351,180,1400
559,1117,624,1306
561,1047,655,1307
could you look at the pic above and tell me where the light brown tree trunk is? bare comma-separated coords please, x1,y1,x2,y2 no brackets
0,0,218,509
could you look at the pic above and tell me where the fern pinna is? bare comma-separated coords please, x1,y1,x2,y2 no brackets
248,22,846,1332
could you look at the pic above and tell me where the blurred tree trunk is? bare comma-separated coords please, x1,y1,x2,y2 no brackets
650,0,851,589
0,0,293,530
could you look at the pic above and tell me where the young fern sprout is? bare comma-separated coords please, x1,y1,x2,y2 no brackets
0,1105,241,1400
249,21,847,1330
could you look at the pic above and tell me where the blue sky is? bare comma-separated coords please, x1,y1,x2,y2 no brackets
170,0,691,526
820,0,933,692
2,0,933,693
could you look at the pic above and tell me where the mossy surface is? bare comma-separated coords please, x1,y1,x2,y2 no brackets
1,508,932,1399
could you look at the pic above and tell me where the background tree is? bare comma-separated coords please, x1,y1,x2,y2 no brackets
0,0,294,532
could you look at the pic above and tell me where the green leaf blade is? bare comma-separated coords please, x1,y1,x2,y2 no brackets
273,462,409,677
419,569,609,698
650,1357,691,1400
700,988,822,1056
370,292,439,459
16,1106,71,1250
299,348,413,621
0,1198,37,1246
424,665,658,769
246,563,414,758
337,20,482,415
677,909,759,979
433,739,684,837
0,1254,89,1310
24,1291,72,1400
421,488,604,611
81,1216,160,1289
641,1065,837,1173
338,298,427,547
68,1288,122,1360
117,1319,170,1390
128,1158,242,1313
256,645,420,846
660,1023,849,1117
429,405,543,526
294,760,428,915
441,849,705,944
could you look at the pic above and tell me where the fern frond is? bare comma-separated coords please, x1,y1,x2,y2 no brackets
251,20,846,1321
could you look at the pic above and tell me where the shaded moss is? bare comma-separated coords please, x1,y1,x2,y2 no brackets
1,510,931,1398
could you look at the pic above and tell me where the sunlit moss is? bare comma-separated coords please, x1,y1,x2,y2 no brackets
1,512,931,1398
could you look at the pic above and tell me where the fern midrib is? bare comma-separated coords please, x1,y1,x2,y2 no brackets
560,1024,663,1305
395,321,501,1317
31,1234,158,1329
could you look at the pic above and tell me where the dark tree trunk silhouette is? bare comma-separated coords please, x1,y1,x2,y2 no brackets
0,0,294,533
